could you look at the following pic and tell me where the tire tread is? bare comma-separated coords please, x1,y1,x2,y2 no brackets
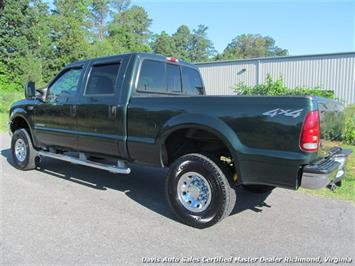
166,153,236,228
11,129,37,170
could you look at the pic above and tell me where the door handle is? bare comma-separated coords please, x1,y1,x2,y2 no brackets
71,105,78,117
110,105,117,119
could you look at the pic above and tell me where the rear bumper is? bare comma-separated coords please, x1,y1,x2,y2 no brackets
300,147,352,189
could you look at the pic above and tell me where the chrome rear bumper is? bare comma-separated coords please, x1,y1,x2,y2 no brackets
301,147,352,189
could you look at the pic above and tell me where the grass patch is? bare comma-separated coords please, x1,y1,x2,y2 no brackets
0,89,23,132
0,112,9,132
301,142,355,202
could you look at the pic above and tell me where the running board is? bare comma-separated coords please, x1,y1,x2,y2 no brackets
38,151,131,174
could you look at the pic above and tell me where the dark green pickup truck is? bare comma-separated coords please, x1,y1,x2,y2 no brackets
8,53,352,228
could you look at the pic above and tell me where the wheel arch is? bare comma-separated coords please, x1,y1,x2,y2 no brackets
157,113,244,180
9,109,35,145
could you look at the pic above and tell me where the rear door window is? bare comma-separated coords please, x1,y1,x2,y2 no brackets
182,67,204,95
85,63,121,95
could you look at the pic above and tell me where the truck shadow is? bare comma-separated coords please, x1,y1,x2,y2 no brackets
1,148,272,224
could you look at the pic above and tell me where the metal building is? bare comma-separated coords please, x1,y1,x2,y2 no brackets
196,52,355,105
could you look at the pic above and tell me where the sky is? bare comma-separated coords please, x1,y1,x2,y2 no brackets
133,0,355,55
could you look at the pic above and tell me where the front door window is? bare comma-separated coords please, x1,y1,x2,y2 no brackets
47,68,82,103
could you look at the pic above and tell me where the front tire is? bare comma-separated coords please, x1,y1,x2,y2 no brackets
11,129,38,170
166,153,236,228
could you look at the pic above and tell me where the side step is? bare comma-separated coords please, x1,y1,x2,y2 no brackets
38,151,131,174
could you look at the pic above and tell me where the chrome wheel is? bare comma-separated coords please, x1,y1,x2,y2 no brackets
15,139,27,162
177,171,212,213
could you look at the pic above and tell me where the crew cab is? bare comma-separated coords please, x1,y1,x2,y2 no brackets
8,53,352,228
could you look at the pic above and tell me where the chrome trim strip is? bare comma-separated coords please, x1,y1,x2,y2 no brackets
38,151,131,174
34,126,125,141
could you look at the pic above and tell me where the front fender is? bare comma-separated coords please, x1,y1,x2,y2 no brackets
9,107,36,144
9,107,30,122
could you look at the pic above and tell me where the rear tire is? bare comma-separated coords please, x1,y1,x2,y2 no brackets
242,184,275,193
166,153,236,228
11,129,38,170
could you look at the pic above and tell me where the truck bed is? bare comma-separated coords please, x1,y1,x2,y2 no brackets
127,95,343,189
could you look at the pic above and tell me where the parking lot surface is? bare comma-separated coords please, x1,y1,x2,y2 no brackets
0,134,354,265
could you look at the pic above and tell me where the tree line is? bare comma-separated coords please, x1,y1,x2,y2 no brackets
0,0,288,89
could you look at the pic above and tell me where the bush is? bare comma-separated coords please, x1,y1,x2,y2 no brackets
0,89,23,113
0,62,22,92
343,104,355,145
321,111,345,140
0,62,24,114
234,74,334,98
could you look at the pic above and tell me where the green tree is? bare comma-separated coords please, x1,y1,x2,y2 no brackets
88,0,134,57
108,5,152,52
190,24,215,62
90,0,110,41
151,24,215,62
109,0,131,13
217,34,288,60
0,62,22,91
151,31,176,57
89,0,131,42
88,39,115,57
0,0,31,86
25,0,51,85
172,25,192,61
0,0,51,86
50,0,91,74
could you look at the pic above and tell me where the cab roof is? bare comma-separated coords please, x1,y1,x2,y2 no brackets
66,52,198,69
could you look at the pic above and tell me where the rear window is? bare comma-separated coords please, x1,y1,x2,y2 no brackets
137,60,202,95
86,63,120,95
182,67,204,95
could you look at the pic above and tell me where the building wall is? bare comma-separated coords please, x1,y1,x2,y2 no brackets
196,52,355,105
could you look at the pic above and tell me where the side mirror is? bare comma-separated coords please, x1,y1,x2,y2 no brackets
35,88,47,101
25,81,36,99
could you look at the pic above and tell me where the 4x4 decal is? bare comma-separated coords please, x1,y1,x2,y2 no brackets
262,108,304,118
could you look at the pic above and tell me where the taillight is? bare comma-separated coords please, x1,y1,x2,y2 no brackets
300,110,320,152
